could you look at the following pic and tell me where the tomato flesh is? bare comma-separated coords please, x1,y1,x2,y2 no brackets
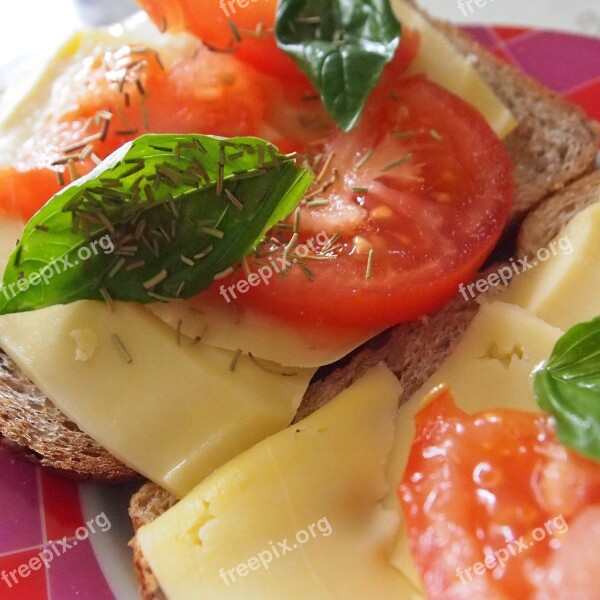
399,388,600,600
0,44,264,221
136,0,309,83
234,75,513,329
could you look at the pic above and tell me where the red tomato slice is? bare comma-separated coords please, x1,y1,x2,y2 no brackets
232,75,513,329
0,45,264,221
399,388,600,600
136,0,309,83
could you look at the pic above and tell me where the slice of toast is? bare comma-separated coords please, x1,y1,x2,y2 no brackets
517,169,600,257
129,167,600,600
1,3,598,484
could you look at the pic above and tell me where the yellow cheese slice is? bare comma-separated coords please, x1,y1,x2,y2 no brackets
137,364,423,600
148,299,379,367
386,301,562,589
0,301,315,497
392,0,518,138
501,201,600,330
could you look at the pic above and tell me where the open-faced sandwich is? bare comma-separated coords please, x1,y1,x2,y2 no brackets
0,0,599,598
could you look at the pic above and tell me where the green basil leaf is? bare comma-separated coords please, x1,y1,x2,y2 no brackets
0,134,312,314
275,0,401,131
534,317,600,461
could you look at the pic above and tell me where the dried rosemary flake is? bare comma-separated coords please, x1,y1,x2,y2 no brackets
126,260,146,272
143,269,168,289
194,246,213,260
224,188,243,211
176,319,183,346
180,255,195,267
213,266,234,281
109,258,126,278
80,145,94,161
228,18,242,42
321,232,340,253
283,232,299,258
293,207,301,233
226,347,243,373
394,130,413,139
316,151,335,183
382,153,413,172
295,16,321,24
147,291,174,302
216,162,224,196
67,159,77,182
201,227,224,240
121,162,144,178
355,149,373,170
248,353,298,377
297,261,314,281
366,248,375,280
112,334,133,364
241,257,251,277
96,211,116,236
100,287,114,311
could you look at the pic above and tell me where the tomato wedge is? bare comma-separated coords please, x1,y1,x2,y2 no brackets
399,388,600,600
232,75,513,329
136,0,309,83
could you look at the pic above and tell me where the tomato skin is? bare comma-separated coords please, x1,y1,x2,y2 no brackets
237,76,513,329
398,389,600,600
136,0,309,83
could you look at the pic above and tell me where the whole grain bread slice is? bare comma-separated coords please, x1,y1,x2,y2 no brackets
1,0,598,485
517,169,600,257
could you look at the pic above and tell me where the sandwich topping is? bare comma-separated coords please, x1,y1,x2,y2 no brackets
0,19,513,332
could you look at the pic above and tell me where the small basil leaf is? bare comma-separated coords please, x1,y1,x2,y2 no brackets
0,134,312,314
534,317,600,461
276,0,401,131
